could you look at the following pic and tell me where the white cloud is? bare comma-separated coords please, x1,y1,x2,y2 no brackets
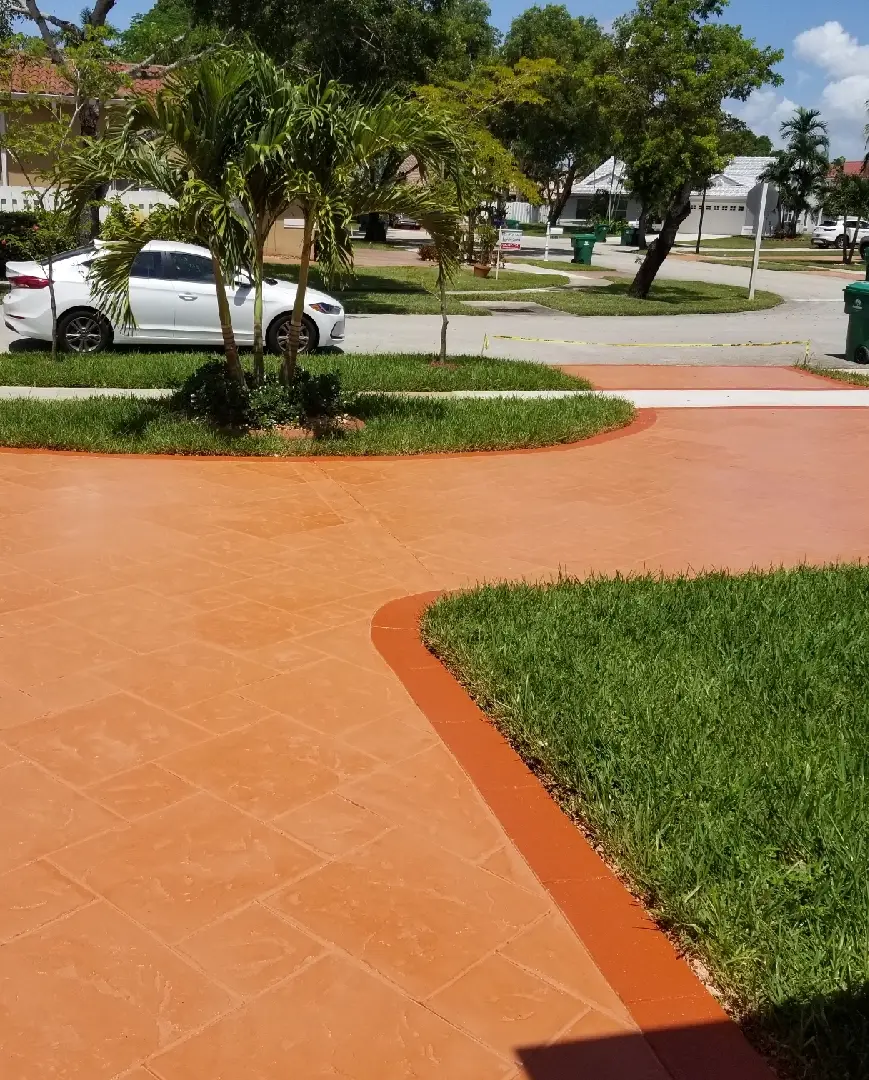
792,22,868,155
731,89,798,147
794,22,869,79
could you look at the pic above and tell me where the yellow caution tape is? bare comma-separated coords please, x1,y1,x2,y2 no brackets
490,335,811,348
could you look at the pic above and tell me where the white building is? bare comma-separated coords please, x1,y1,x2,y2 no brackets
559,156,779,237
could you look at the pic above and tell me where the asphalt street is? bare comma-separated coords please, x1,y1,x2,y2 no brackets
0,235,856,367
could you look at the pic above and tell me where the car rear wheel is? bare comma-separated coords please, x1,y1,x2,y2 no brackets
57,309,112,353
266,313,318,356
834,235,845,249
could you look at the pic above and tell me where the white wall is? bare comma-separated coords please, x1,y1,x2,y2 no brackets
0,185,173,217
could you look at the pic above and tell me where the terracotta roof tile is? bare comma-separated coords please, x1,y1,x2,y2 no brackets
1,56,164,98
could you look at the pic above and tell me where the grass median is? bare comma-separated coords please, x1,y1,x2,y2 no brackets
526,278,782,315
0,351,589,391
0,391,632,456
263,262,564,315
422,567,869,1080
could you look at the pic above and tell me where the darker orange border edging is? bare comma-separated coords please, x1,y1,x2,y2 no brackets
0,409,655,464
372,592,776,1080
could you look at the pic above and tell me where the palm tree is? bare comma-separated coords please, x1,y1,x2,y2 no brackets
61,52,252,385
263,75,465,383
762,107,830,237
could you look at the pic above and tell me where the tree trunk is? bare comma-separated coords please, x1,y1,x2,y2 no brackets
79,101,106,239
252,234,266,385
465,208,477,264
637,206,648,251
548,161,578,226
437,258,448,363
48,251,58,362
281,215,314,386
694,189,706,255
363,213,387,243
629,183,693,299
210,251,244,387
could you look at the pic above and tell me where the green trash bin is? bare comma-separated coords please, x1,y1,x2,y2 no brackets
594,223,607,243
571,232,597,265
620,226,639,246
844,280,869,364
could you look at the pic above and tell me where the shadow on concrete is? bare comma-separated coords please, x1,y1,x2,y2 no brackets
517,991,869,1080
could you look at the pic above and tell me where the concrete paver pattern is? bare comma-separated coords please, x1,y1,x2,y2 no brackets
1,401,867,1078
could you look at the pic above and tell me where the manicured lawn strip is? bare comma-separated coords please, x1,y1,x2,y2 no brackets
526,279,781,315
800,365,869,386
699,256,860,273
675,235,816,250
263,262,565,314
422,569,869,1080
0,351,589,391
509,258,610,273
0,392,631,456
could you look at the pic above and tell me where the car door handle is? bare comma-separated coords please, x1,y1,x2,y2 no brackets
178,294,197,301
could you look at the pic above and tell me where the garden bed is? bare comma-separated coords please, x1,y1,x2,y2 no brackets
0,351,590,391
0,391,633,456
422,568,869,1080
526,279,782,315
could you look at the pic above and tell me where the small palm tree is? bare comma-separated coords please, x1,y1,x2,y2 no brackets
61,51,252,385
267,76,466,383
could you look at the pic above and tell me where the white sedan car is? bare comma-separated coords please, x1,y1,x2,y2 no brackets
3,240,345,354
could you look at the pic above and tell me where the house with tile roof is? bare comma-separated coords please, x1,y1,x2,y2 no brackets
558,155,780,237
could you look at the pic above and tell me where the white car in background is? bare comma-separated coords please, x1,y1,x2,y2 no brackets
812,217,869,251
3,240,345,354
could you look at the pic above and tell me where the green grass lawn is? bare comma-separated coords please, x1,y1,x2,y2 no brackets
675,235,816,250
0,392,632,456
422,568,869,1080
524,279,781,315
800,365,869,385
0,351,588,391
509,258,611,273
700,256,861,274
263,262,564,315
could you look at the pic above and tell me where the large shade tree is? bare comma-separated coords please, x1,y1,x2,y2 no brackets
608,0,782,298
497,5,613,225
189,0,497,88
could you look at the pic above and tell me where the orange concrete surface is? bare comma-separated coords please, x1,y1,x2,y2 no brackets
1,407,868,1079
561,363,847,389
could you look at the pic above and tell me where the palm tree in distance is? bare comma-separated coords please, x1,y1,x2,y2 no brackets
761,107,830,237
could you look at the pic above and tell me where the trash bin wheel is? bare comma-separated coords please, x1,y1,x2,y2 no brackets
854,345,869,365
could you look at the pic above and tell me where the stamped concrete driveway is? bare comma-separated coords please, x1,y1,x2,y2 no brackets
1,397,868,1078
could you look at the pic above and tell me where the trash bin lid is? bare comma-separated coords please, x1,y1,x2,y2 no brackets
572,233,597,241
844,281,869,297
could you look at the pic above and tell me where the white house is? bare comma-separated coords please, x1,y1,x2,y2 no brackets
559,156,779,237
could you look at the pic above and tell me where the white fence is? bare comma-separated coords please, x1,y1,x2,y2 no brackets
503,201,548,225
0,185,174,218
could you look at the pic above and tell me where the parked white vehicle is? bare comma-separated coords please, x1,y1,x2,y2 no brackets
811,217,869,252
3,240,345,354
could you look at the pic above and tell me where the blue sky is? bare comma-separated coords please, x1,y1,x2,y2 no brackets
28,1,869,156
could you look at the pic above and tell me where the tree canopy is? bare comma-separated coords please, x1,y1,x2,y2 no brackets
188,0,497,87
496,6,612,224
607,0,782,296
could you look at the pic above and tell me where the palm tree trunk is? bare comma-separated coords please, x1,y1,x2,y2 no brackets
437,258,448,363
210,252,245,387
281,215,314,386
252,234,266,385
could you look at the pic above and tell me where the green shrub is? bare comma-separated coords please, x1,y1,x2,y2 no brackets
171,360,350,431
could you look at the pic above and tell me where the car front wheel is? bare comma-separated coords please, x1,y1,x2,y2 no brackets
57,309,112,353
266,313,319,356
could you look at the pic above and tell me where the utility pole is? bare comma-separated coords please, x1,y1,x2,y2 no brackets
748,182,768,301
